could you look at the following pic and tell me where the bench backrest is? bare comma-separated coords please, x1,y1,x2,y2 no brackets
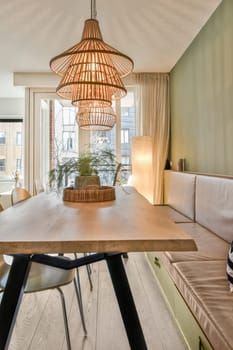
164,171,196,220
195,175,233,243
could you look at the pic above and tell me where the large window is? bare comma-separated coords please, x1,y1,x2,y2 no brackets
53,102,78,157
39,88,136,189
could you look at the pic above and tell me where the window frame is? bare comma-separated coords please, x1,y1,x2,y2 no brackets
24,86,137,192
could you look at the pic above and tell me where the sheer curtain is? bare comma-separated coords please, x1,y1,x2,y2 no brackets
135,73,170,204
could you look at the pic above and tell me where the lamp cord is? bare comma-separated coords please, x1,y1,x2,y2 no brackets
91,0,97,19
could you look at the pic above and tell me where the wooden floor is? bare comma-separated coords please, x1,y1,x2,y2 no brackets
8,253,187,350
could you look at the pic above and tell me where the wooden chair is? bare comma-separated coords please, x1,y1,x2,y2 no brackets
11,187,31,205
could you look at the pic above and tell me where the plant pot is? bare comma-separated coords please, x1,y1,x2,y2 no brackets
75,175,100,190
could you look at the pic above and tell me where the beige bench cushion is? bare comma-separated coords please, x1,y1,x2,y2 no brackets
152,206,193,223
196,175,233,243
164,171,196,220
164,223,229,263
172,260,233,350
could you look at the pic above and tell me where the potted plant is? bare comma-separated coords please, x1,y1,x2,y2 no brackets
49,149,120,191
74,153,100,189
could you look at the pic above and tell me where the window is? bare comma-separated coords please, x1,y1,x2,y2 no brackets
16,158,22,171
0,120,23,192
121,129,129,144
0,159,6,172
0,132,6,144
16,131,22,145
45,88,136,189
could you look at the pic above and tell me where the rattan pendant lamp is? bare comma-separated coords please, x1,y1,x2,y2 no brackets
50,0,133,129
76,105,116,130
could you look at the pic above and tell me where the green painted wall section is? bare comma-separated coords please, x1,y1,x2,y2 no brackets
170,0,233,175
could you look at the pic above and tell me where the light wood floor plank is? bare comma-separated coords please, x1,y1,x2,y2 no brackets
129,253,187,350
7,253,187,350
66,263,100,350
9,291,51,350
95,261,129,350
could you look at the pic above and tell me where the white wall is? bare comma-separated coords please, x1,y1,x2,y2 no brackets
0,98,24,117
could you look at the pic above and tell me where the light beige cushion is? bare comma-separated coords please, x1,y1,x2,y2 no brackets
151,205,193,223
164,171,196,220
164,223,229,263
172,260,233,350
196,176,233,243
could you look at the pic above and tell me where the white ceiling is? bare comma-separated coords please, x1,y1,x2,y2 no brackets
0,0,222,98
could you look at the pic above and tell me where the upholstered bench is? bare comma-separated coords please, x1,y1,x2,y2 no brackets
173,260,233,350
147,171,233,350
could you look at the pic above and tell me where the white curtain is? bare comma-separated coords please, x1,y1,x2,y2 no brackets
135,73,170,204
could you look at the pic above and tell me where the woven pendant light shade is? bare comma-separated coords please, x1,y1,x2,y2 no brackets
55,42,127,107
50,19,133,107
50,0,134,130
76,106,116,130
50,19,133,79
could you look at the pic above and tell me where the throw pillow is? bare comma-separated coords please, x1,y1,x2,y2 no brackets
226,241,233,292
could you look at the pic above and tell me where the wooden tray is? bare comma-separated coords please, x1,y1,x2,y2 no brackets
63,186,116,202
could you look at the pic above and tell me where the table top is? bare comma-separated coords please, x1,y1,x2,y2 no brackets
0,187,197,254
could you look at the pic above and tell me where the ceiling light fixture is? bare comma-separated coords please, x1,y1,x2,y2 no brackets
50,0,133,130
76,106,116,131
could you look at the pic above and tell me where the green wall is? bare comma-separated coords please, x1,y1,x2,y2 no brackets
170,0,233,175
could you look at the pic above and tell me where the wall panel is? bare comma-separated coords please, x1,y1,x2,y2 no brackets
170,0,233,175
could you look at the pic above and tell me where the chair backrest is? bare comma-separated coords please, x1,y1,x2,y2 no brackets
0,204,3,212
195,175,233,243
11,188,31,206
164,170,196,220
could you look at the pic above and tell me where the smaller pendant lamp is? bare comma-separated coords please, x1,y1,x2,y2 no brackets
76,106,116,131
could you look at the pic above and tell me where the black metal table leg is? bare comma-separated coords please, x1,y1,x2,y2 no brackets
0,255,31,350
106,253,148,350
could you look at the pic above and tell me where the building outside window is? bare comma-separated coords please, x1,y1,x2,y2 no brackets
62,107,76,125
0,159,6,172
62,131,76,152
121,156,130,165
121,129,129,144
16,158,22,171
0,131,6,144
0,120,23,192
16,131,22,145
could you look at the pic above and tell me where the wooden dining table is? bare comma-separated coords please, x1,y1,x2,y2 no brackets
0,186,197,350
